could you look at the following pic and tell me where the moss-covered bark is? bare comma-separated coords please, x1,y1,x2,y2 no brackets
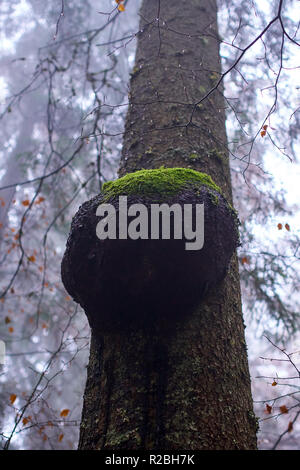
78,0,257,450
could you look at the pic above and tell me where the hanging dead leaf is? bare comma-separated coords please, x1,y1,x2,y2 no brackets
271,381,277,387
285,223,290,231
279,405,288,414
35,196,45,205
287,421,293,432
58,433,64,442
60,409,70,418
10,394,17,405
265,404,272,414
277,223,283,230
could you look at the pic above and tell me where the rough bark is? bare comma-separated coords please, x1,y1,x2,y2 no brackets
77,0,257,450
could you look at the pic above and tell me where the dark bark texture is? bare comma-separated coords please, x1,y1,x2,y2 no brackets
77,0,258,450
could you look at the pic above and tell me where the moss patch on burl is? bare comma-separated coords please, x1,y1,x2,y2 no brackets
102,167,221,200
61,167,239,334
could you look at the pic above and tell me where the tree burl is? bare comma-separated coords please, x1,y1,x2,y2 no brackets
61,167,239,334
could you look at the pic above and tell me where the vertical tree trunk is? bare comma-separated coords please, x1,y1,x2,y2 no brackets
78,0,257,450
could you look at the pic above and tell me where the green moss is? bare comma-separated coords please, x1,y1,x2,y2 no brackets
210,192,220,206
188,152,200,161
200,37,209,46
102,167,221,200
145,147,154,156
209,72,219,84
130,65,141,78
207,149,226,164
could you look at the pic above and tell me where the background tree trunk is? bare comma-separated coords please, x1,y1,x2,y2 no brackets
78,0,258,450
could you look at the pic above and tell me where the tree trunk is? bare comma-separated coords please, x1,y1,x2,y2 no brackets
78,0,257,450
0,119,32,248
